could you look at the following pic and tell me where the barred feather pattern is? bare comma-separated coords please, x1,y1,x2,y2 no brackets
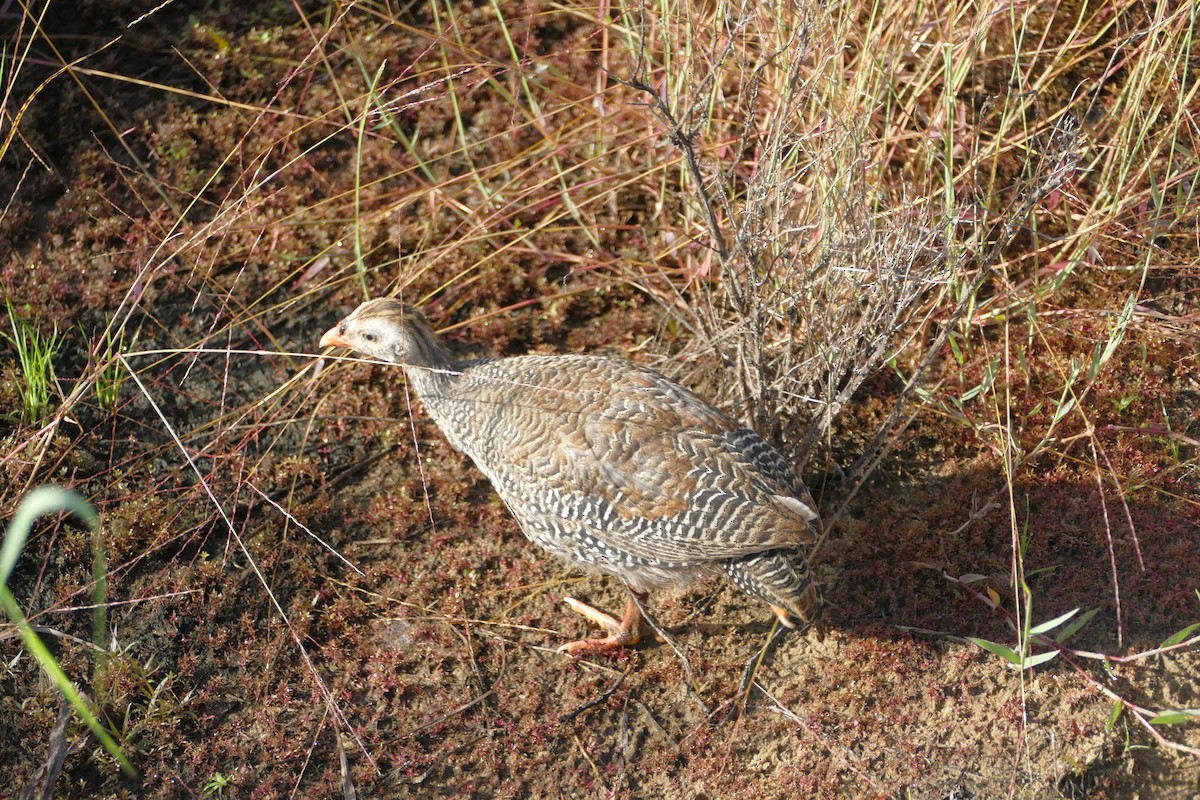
719,430,824,627
324,299,823,629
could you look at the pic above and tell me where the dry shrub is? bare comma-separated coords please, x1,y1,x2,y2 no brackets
606,1,946,478
607,0,1094,490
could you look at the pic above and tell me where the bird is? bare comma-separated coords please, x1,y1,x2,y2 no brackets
320,298,823,654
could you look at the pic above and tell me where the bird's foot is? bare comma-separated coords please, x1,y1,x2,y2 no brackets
557,596,642,654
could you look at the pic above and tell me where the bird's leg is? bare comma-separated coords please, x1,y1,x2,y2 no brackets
769,605,797,629
557,592,646,654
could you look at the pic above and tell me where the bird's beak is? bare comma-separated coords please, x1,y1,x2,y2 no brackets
320,324,352,349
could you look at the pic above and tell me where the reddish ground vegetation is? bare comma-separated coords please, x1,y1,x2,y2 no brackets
1,1,1197,798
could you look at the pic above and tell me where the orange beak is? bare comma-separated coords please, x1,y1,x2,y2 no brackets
319,324,352,349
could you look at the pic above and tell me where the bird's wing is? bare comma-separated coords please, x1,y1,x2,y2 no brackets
539,363,817,564
558,425,815,564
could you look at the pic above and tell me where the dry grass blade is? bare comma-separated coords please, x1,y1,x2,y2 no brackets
1,0,1197,796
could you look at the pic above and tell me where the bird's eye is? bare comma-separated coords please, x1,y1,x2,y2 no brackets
363,332,377,343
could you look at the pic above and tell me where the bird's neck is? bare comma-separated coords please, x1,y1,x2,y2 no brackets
399,332,462,398
401,359,459,399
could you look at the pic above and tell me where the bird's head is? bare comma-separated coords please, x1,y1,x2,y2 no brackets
320,299,452,368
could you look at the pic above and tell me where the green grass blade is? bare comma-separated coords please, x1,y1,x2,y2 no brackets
2,487,132,776
1028,607,1080,636
967,637,1021,666
1021,650,1061,669
1159,622,1200,648
1148,710,1200,726
1054,608,1099,644
1,487,97,584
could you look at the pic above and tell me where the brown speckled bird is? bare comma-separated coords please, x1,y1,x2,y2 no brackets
320,298,823,654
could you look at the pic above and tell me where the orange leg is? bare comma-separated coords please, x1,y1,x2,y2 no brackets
770,604,797,629
558,594,645,654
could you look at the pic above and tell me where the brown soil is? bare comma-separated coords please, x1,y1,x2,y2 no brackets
1,1,1197,798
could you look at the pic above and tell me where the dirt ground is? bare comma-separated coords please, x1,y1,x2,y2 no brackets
1,1,1198,798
